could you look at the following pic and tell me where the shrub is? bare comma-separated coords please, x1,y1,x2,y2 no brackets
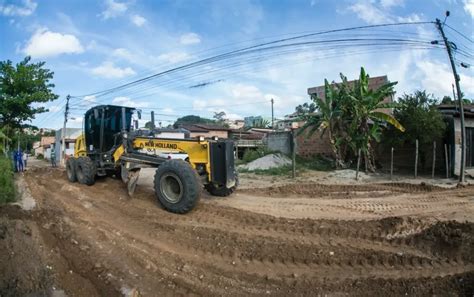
37,153,44,160
0,157,15,204
242,147,274,163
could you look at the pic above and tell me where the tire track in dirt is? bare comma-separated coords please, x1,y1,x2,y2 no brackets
23,168,474,296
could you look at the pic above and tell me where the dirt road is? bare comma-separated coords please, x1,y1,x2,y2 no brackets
1,167,473,296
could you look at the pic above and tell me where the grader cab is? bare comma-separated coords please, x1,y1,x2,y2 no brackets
66,105,237,214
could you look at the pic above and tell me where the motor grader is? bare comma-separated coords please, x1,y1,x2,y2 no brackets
66,105,237,214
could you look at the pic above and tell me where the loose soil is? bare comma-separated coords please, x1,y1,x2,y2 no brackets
1,167,473,296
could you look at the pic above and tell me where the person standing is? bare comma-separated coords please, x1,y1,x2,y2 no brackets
16,149,23,172
50,149,56,167
23,151,28,170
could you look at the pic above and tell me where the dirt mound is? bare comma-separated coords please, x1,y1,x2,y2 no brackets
239,153,291,170
0,205,52,297
240,182,450,198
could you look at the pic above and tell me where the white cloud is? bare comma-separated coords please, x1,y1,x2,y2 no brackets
48,105,62,113
0,0,37,16
112,48,134,61
131,14,146,27
23,29,84,58
112,96,149,107
380,0,404,9
464,0,474,17
162,107,174,114
348,1,390,24
180,33,201,45
100,0,127,19
416,59,474,97
91,61,136,79
157,52,191,64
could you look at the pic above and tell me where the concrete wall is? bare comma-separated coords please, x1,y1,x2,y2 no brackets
454,118,474,174
266,132,292,155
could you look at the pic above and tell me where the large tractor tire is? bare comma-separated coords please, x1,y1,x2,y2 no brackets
66,158,77,182
205,175,239,197
76,156,96,186
154,159,201,214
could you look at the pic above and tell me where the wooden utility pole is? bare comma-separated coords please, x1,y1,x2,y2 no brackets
292,129,296,179
432,141,436,179
435,17,466,182
390,147,394,180
61,95,70,166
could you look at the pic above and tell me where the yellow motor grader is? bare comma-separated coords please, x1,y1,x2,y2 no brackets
67,105,237,214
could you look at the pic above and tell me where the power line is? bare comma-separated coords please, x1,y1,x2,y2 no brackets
72,21,434,99
445,23,473,43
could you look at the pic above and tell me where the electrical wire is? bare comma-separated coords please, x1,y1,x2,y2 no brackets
71,21,435,99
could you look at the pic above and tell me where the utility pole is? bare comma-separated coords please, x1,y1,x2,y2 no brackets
61,95,70,166
151,111,156,129
435,16,466,182
271,98,274,129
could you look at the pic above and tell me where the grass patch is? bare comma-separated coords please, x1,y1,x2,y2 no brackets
0,156,16,204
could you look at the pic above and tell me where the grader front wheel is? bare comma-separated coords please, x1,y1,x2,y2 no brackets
154,159,201,214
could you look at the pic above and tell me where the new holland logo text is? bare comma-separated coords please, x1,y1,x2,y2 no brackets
143,141,178,150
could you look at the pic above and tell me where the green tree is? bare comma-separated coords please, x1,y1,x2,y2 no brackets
384,90,446,168
249,118,271,129
0,57,59,136
299,79,346,167
173,115,215,128
299,67,404,170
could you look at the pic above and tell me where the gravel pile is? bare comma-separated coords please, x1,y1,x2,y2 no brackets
239,153,291,171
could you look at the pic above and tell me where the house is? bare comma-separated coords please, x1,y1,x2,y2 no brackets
438,104,474,175
34,136,55,158
54,128,82,161
179,124,230,139
308,75,394,114
152,128,190,139
225,119,245,130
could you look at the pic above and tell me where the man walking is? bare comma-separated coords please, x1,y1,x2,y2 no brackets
50,148,56,167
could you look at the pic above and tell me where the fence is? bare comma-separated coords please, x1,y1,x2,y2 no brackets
376,139,453,179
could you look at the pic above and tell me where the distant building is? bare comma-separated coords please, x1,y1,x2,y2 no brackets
308,75,394,114
33,136,55,158
438,104,474,175
226,119,245,130
244,116,262,127
54,128,82,161
152,128,189,139
179,124,230,139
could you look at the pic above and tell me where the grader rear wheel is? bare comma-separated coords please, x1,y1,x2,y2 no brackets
76,157,97,186
66,158,77,182
154,159,201,214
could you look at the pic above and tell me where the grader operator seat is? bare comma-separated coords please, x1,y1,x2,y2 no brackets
66,105,237,214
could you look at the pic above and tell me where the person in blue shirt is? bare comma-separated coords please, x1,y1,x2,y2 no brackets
16,149,23,172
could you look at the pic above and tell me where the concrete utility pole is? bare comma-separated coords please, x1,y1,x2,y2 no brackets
435,16,466,182
271,98,274,129
151,111,156,129
61,95,70,166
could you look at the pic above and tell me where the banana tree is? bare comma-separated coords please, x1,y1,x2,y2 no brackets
299,79,347,167
347,67,405,171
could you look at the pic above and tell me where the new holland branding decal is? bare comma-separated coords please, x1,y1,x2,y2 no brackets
139,141,178,150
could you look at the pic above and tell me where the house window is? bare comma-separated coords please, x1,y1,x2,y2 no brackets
66,142,70,149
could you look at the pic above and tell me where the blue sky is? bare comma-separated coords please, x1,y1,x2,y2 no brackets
1,0,473,129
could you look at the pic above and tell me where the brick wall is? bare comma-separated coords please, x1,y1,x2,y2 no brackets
295,128,334,157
